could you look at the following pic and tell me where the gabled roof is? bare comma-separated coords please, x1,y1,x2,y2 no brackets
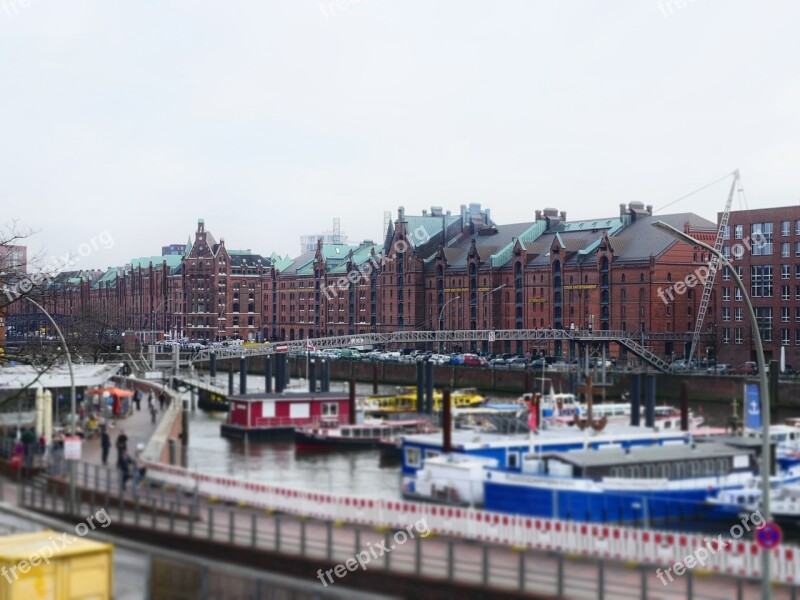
609,212,715,261
129,255,183,270
329,243,382,274
427,222,533,270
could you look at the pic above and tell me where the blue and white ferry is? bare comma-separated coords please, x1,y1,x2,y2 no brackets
400,425,692,493
482,442,757,523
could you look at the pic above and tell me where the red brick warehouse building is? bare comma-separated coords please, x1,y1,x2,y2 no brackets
6,204,721,363
714,206,800,370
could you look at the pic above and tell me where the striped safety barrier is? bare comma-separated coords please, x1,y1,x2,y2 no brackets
143,460,798,585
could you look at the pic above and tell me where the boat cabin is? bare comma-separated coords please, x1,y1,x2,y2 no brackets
222,391,350,439
522,443,757,481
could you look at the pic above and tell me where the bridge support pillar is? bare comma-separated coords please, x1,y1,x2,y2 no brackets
425,360,434,414
308,359,317,393
240,356,248,395
264,357,272,393
645,374,656,428
630,374,641,427
210,352,217,380
228,363,234,396
680,381,689,431
321,359,330,392
416,362,424,413
348,379,356,425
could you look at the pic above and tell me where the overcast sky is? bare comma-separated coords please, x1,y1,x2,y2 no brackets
2,1,799,270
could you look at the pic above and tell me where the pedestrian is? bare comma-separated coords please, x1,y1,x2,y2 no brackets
132,446,145,490
158,391,166,411
38,434,46,467
21,428,35,475
149,402,157,424
115,429,128,466
50,433,64,477
133,390,141,411
147,391,154,412
119,450,131,491
101,430,111,466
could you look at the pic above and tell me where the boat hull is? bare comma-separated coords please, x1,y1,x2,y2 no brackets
220,424,295,441
293,431,382,451
484,480,732,525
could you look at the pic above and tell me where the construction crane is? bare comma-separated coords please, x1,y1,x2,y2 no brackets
686,170,739,365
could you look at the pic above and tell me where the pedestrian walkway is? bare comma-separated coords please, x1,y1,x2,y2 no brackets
82,389,169,467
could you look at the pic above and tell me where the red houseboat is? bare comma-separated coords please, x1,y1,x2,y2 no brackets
220,391,351,440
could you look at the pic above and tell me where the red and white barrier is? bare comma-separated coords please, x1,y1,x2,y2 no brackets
143,460,798,585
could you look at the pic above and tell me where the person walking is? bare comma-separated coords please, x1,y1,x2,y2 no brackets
119,450,131,491
158,391,166,411
50,434,65,477
115,429,128,466
147,391,154,412
132,446,145,490
101,430,111,466
133,389,141,411
150,401,157,424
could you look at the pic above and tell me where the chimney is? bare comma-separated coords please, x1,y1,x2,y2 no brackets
646,205,653,215
485,208,491,224
398,206,405,221
620,203,626,219
422,209,428,217
560,211,567,221
535,210,542,221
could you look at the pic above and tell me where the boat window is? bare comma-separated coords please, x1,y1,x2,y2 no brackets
663,420,671,429
659,464,669,478
405,448,421,467
507,452,519,469
426,450,440,460
342,429,351,437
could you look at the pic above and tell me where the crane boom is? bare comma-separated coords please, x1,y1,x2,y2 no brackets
687,170,739,365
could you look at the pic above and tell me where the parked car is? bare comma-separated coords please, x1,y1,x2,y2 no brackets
508,357,529,369
488,358,508,368
463,354,487,367
707,363,732,374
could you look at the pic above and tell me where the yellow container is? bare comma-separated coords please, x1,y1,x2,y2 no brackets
0,531,113,600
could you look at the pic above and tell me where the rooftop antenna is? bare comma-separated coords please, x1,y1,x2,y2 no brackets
333,217,341,244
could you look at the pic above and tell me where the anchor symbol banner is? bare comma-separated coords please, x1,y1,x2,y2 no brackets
744,382,761,430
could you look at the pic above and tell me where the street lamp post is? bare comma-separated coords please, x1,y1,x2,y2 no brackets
438,296,460,353
24,297,77,514
653,220,772,599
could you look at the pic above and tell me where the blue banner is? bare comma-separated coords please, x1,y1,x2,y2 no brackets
745,383,762,430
